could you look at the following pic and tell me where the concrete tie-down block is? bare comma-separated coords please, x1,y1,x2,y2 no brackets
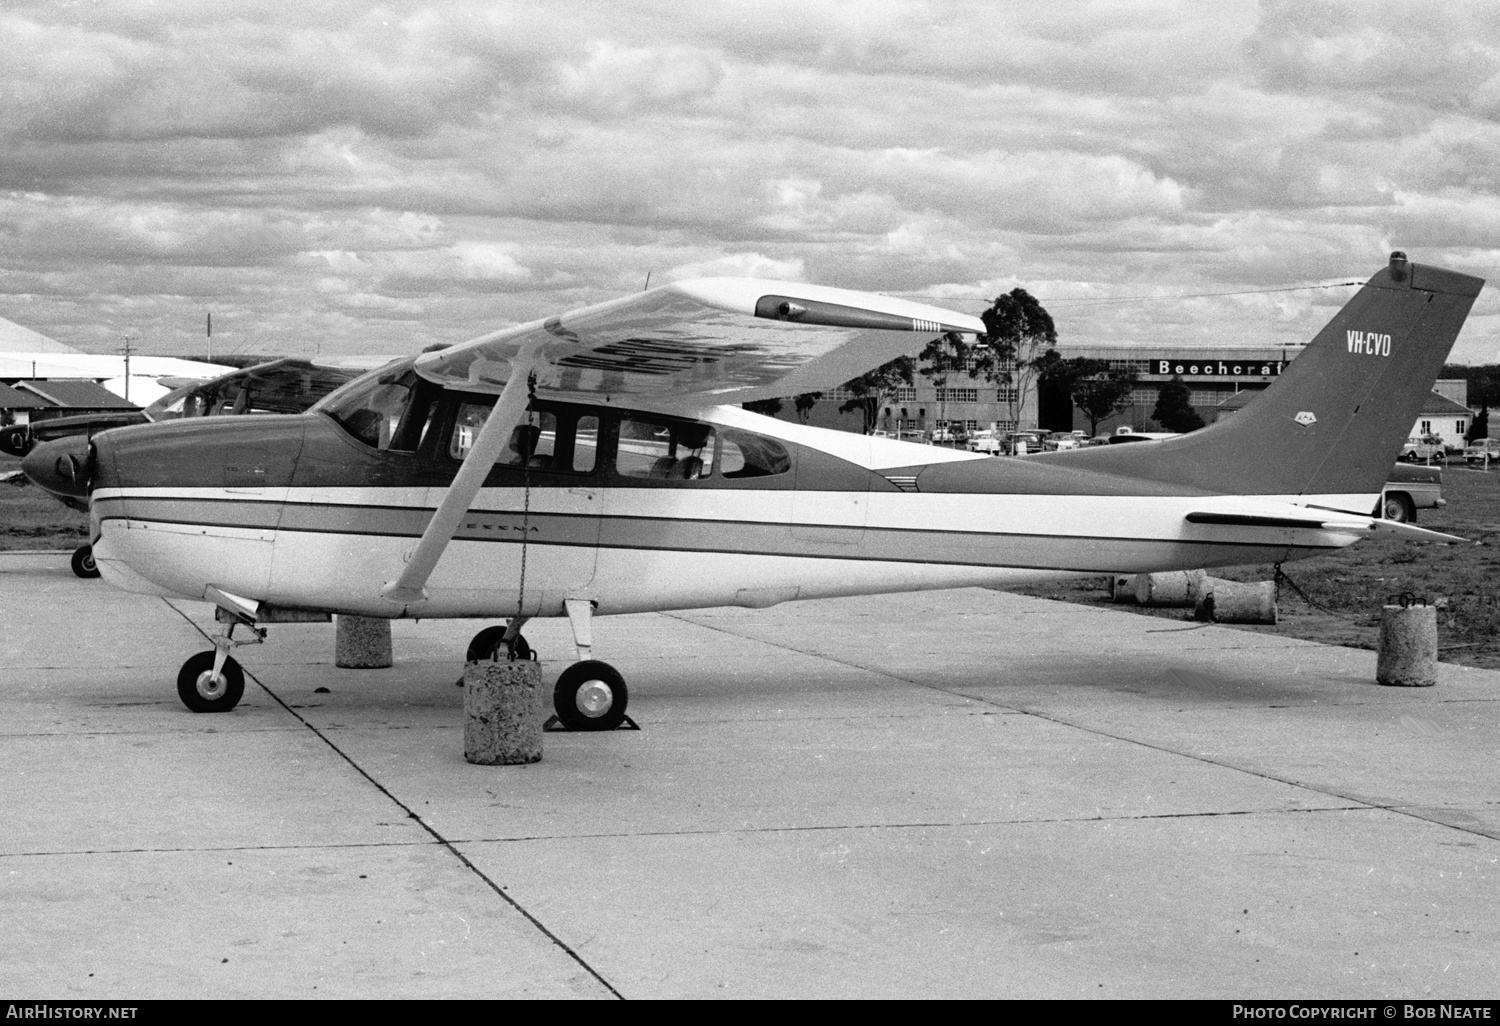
1135,571,1201,607
1194,579,1276,624
1109,574,1137,603
335,614,392,669
464,659,544,765
1377,604,1438,687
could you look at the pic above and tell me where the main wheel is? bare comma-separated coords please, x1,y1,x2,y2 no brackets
466,625,532,662
1382,493,1415,523
176,651,245,713
71,544,100,579
553,660,628,732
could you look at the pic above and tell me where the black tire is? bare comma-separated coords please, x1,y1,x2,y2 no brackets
1382,493,1415,523
176,651,245,713
466,625,532,662
1433,451,1446,464
553,660,628,732
70,544,100,579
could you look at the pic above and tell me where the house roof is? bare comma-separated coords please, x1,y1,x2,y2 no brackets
0,382,52,408
1419,391,1473,416
0,316,78,354
15,379,138,409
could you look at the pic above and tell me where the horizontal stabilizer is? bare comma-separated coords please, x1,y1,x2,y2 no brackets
1359,518,1466,544
1186,510,1465,543
1185,512,1328,530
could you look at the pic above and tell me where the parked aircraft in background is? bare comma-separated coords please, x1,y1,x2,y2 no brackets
34,254,1482,730
20,358,367,576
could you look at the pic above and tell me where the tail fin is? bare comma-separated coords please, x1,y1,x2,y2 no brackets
1045,253,1484,501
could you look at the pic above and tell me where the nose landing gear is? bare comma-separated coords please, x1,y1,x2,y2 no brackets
71,544,100,579
177,620,264,713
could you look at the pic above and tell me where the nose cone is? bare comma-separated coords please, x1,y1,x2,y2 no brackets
21,436,93,508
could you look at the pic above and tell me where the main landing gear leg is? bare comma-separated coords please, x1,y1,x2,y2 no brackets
456,617,534,686
177,620,264,713
548,599,633,732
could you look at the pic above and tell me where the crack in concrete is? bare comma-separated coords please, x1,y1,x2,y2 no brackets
0,802,1381,860
165,600,626,1001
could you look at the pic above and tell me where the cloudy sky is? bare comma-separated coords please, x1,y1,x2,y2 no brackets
1,0,1497,364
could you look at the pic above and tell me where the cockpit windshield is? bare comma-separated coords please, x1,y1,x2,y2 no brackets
145,359,359,421
318,360,439,452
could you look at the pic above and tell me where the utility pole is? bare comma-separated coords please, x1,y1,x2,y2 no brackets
207,312,212,363
119,335,136,404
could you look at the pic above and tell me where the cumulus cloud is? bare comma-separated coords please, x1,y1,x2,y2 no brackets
0,0,1493,364
665,252,806,281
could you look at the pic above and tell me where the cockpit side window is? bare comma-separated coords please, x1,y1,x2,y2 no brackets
323,369,435,452
448,400,599,475
616,414,715,480
719,430,791,479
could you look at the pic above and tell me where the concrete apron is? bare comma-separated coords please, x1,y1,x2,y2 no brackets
2,551,1498,999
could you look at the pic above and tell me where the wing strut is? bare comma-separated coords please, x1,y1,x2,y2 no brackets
381,353,538,605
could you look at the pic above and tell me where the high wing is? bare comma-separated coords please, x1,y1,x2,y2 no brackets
383,278,984,605
411,277,986,405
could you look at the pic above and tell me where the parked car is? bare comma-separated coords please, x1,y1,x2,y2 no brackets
967,429,1001,454
1381,463,1445,523
1464,438,1500,465
1006,431,1048,455
1399,434,1446,463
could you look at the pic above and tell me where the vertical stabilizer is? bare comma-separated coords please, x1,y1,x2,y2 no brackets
1037,254,1484,500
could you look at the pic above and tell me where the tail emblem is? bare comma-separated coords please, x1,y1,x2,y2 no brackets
1294,411,1317,426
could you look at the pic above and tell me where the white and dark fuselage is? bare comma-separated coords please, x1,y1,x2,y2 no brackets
88,397,1368,620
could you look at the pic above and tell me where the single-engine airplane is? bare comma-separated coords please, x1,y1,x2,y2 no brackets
42,252,1482,727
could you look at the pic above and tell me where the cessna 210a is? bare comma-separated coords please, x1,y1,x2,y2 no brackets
46,252,1482,728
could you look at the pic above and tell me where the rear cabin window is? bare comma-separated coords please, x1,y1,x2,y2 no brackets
449,403,598,474
616,415,715,480
719,430,791,479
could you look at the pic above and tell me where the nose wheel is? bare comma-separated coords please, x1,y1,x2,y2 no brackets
71,544,100,579
177,650,245,713
176,619,264,712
